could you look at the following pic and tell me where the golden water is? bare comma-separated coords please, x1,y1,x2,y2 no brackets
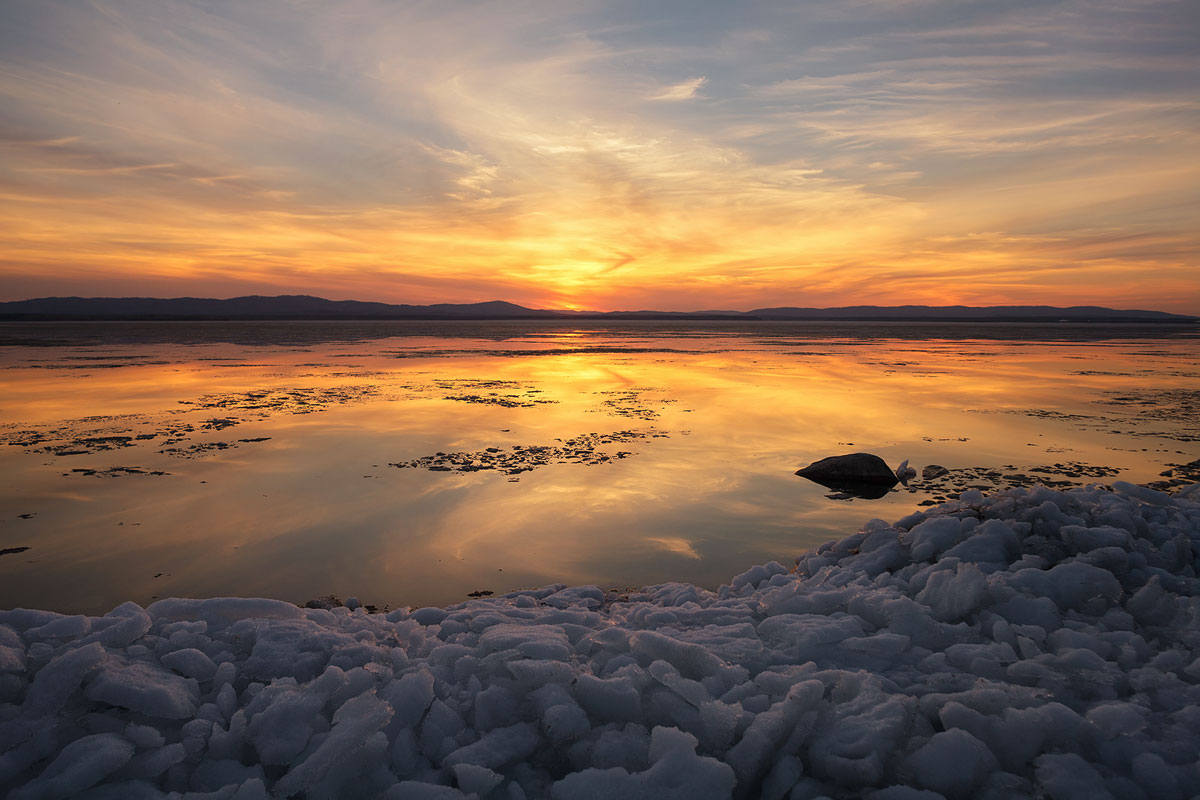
1,320,1195,613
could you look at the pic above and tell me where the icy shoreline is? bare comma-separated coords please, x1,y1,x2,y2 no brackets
2,482,1199,799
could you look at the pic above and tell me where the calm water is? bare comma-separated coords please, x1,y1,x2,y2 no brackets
1,320,1197,614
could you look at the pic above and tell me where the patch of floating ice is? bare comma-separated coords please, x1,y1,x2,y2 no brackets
1,482,1199,799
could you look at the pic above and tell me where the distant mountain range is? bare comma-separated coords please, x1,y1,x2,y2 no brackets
0,295,1195,323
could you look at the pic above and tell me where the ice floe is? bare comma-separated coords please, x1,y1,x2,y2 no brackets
2,481,1199,798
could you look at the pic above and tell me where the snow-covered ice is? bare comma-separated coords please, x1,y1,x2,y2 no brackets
2,481,1199,799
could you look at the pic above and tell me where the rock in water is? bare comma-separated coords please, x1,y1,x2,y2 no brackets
795,453,899,498
922,464,949,480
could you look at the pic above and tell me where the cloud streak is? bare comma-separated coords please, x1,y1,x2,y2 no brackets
649,76,707,101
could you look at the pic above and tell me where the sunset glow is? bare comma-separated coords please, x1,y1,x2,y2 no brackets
1,1,1197,312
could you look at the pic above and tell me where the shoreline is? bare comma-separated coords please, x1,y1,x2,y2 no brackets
299,474,1199,618
2,480,1199,798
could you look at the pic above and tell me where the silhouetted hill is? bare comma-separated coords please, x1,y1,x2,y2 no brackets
743,305,1194,322
0,295,1194,323
0,295,561,320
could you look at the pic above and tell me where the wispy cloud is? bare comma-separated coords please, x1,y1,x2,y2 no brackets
648,76,707,101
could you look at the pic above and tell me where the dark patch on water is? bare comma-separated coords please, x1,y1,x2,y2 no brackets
825,461,1124,504
0,384,380,470
160,441,234,458
908,462,1122,505
1003,389,1200,443
181,385,378,414
592,389,678,421
391,429,670,476
437,379,558,408
67,466,170,478
9,360,170,370
1146,459,1200,493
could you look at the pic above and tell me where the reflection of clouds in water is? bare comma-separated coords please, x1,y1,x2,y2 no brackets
646,537,701,560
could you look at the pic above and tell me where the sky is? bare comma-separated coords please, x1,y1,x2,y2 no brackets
0,0,1197,313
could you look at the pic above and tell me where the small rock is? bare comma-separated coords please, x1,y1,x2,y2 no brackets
303,595,343,610
923,464,949,480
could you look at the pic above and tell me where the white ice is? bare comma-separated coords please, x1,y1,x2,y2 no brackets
1,481,1198,798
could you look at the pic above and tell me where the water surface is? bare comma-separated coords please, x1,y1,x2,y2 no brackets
1,320,1196,614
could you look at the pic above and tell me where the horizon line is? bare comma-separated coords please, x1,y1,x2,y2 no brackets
2,292,1197,318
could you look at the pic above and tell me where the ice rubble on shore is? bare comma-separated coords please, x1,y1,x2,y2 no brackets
2,481,1199,800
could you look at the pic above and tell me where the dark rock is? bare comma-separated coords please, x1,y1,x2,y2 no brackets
795,452,899,498
796,453,899,484
923,464,950,480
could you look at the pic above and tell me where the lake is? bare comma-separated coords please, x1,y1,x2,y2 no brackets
1,320,1196,615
